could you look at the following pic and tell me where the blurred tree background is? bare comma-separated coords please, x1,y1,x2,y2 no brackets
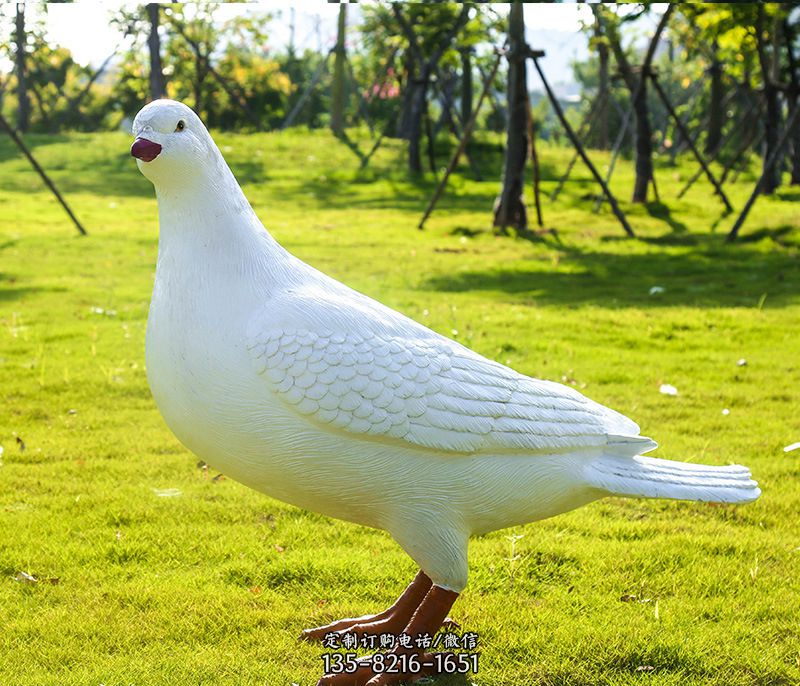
1,1,799,234
1,7,799,683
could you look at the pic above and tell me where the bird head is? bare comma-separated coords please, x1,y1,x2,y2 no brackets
131,99,215,187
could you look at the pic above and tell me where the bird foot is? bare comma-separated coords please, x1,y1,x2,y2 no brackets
302,570,434,643
302,614,456,644
311,577,462,685
316,652,454,686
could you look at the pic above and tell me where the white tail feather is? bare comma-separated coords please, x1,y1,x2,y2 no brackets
585,454,761,504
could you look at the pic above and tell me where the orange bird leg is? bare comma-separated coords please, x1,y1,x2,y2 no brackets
364,585,460,686
301,570,432,642
316,584,461,686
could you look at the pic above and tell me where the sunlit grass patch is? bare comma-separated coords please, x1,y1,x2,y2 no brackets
1,128,798,685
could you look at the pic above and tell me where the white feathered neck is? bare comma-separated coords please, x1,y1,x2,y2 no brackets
152,136,299,294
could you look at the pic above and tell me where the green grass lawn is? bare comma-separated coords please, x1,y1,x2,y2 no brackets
1,127,799,686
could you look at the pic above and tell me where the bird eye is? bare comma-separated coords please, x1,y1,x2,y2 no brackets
175,120,185,132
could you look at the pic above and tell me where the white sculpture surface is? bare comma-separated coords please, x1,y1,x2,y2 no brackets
132,100,760,686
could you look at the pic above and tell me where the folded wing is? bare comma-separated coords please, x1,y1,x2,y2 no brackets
248,322,654,456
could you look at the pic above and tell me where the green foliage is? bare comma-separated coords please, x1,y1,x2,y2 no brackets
159,5,293,130
671,3,791,84
1,128,799,685
361,2,478,70
357,2,505,136
1,12,120,132
276,48,330,129
569,3,800,158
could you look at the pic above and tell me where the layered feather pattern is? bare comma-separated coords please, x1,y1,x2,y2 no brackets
248,327,655,456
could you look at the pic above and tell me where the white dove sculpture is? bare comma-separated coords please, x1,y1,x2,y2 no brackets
131,100,760,686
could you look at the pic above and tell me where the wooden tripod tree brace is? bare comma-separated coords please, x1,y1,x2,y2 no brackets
529,50,635,238
0,113,87,236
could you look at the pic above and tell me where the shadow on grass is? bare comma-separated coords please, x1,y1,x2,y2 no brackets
645,201,690,235
0,285,62,303
0,131,563,211
0,268,68,303
0,133,74,165
421,230,799,309
0,135,272,199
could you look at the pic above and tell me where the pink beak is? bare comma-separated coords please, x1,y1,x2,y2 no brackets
131,137,162,162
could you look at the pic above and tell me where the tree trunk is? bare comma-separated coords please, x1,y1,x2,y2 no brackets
493,2,528,231
782,18,800,185
631,79,653,202
603,28,653,201
194,56,207,122
757,6,781,195
29,84,51,129
406,70,429,174
762,87,781,194
597,40,610,150
396,54,415,139
391,3,470,173
593,10,610,150
15,3,29,133
706,59,723,154
434,69,457,138
330,3,347,135
147,3,166,100
460,48,472,126
600,5,672,203
791,100,800,185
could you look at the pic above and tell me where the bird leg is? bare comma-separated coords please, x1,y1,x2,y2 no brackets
316,584,461,686
301,570,432,642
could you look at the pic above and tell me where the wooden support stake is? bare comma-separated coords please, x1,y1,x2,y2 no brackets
58,48,119,130
360,129,386,170
433,66,483,180
724,128,763,186
424,101,437,178
418,51,502,230
334,129,367,165
0,112,87,235
593,101,634,213
440,96,483,181
677,96,759,199
525,91,543,227
727,104,800,241
550,95,601,202
650,169,660,202
529,52,635,238
282,50,332,130
344,57,375,136
649,72,732,212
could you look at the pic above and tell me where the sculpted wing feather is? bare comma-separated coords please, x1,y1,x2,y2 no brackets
247,310,654,456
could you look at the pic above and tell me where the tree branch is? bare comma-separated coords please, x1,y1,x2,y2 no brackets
756,5,771,88
392,3,471,72
599,4,672,91
428,5,471,69
167,14,263,130
642,4,673,73
783,17,799,96
391,4,424,66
